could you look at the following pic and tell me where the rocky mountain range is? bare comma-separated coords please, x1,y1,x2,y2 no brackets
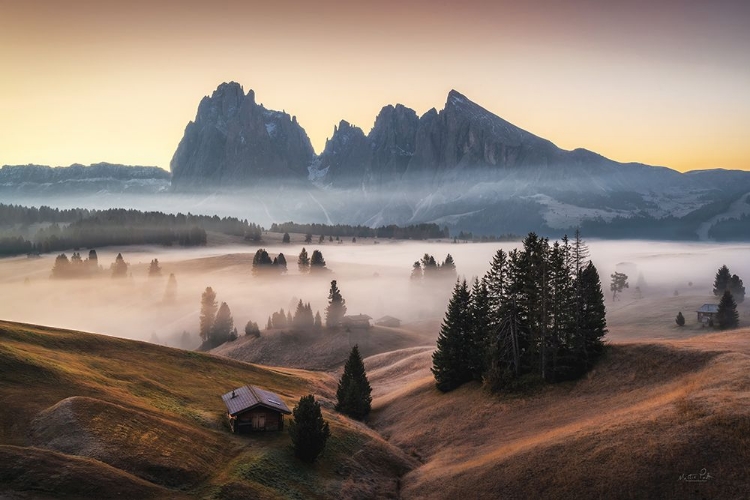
164,83,750,238
3,83,749,239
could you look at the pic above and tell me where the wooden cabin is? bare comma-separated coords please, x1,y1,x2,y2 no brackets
342,314,372,329
375,315,401,328
221,385,291,433
696,304,719,326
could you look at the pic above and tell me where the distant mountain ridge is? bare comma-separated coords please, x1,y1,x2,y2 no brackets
3,83,750,239
0,163,169,184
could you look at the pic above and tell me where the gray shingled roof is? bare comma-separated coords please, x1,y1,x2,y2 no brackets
696,304,719,313
343,314,372,321
221,385,291,416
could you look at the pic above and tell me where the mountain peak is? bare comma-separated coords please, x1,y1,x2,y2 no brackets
447,89,468,103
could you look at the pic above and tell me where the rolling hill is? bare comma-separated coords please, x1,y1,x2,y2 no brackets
0,320,413,499
366,331,750,500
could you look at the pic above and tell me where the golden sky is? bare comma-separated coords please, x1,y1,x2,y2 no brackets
1,0,748,172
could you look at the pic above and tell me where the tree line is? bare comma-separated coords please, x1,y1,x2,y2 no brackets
0,204,265,256
269,221,449,240
410,253,457,280
432,231,607,393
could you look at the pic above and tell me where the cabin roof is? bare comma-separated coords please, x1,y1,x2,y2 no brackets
696,304,719,313
221,385,291,416
343,314,372,321
376,315,400,323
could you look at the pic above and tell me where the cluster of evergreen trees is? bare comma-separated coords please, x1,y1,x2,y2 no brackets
269,221,449,240
713,265,743,329
432,232,607,392
713,265,745,303
251,249,287,274
50,249,100,278
266,301,323,331
199,287,237,348
0,204,266,256
297,248,327,273
410,253,457,281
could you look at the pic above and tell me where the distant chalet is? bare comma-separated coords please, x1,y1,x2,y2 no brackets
375,315,401,328
342,314,372,329
696,304,719,325
221,385,291,433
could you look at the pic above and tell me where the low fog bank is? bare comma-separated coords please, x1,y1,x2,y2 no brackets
0,239,747,349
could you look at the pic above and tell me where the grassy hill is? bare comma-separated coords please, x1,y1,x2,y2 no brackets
366,331,750,500
212,323,437,371
0,320,413,499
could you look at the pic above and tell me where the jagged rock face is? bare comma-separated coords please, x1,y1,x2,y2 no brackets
367,105,419,183
317,121,370,186
318,106,419,187
408,90,563,176
170,82,314,188
318,90,571,186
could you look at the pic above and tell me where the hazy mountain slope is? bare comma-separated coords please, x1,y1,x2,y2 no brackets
0,320,413,499
0,163,171,196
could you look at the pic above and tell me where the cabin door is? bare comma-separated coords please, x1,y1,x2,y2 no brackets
253,413,266,430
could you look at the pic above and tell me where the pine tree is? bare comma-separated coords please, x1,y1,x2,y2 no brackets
675,312,685,326
421,254,438,278
335,345,373,420
282,232,291,243
211,302,234,346
432,280,473,392
288,395,330,463
199,287,218,343
51,253,70,278
245,320,260,337
410,261,422,281
310,250,326,271
87,249,98,271
276,253,287,273
713,265,731,296
729,274,745,303
314,311,323,330
716,290,739,329
252,249,274,274
468,278,490,381
576,262,607,373
298,247,310,273
163,273,177,303
305,233,313,243
111,253,128,278
441,254,457,277
609,272,628,301
148,258,162,277
325,280,347,328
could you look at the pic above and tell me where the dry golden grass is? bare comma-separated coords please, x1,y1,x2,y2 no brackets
213,324,435,372
367,329,750,499
0,320,413,499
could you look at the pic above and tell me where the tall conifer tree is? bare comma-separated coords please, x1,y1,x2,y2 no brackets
335,345,373,420
432,279,473,392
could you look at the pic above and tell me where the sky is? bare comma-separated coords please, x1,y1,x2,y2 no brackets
1,0,749,172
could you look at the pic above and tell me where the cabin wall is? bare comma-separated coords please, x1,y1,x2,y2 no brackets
234,408,284,432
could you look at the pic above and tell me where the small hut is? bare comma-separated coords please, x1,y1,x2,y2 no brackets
696,304,719,326
375,315,401,328
341,314,372,329
221,385,291,433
